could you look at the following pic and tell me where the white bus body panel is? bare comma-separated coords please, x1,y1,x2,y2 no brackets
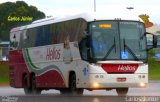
76,61,148,89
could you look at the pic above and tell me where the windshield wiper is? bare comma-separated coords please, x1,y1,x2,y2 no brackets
103,37,116,60
123,38,139,60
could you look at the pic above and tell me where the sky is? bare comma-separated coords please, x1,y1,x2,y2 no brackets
0,0,160,24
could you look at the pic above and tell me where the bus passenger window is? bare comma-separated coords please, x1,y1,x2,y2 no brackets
10,34,19,49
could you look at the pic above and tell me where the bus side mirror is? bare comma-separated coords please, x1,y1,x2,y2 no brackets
146,32,157,50
87,48,91,60
153,35,157,48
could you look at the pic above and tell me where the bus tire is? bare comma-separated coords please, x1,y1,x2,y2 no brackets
69,73,77,95
116,88,128,96
69,73,83,95
31,75,41,95
60,89,69,95
77,88,84,95
23,75,31,95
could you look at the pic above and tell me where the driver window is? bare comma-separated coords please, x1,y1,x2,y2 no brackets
79,38,88,60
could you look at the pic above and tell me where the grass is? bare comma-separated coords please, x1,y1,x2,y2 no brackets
0,77,9,85
148,57,160,80
0,61,9,86
148,49,160,80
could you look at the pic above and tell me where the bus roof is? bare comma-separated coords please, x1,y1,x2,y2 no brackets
10,12,142,32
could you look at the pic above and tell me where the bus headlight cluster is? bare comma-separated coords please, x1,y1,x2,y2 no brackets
138,75,146,79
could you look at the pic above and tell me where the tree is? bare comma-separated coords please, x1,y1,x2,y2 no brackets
0,1,46,41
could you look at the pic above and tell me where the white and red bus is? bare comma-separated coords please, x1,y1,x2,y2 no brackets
9,13,157,95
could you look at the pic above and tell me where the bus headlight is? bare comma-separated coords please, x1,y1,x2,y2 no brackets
139,83,146,87
93,82,100,88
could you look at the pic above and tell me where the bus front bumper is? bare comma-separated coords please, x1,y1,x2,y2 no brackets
77,74,148,89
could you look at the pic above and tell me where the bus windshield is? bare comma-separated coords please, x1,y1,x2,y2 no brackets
89,21,147,61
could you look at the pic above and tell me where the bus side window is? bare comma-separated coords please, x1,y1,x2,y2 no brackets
10,34,18,50
18,31,24,48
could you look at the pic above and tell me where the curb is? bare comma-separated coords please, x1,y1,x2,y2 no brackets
149,80,160,83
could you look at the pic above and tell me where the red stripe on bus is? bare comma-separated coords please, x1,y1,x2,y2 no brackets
36,70,66,88
101,64,138,74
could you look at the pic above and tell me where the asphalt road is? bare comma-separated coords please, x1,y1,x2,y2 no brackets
0,81,160,102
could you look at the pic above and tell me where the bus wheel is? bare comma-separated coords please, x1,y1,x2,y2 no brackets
60,89,69,95
31,75,41,95
69,74,77,95
69,74,83,95
23,75,31,95
116,88,128,96
77,88,84,95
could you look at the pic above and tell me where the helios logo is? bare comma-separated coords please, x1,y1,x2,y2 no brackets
118,65,136,72
46,47,61,60
101,64,138,73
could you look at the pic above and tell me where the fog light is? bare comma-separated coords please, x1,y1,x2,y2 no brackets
95,75,99,78
93,82,100,88
138,75,142,78
140,83,146,87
